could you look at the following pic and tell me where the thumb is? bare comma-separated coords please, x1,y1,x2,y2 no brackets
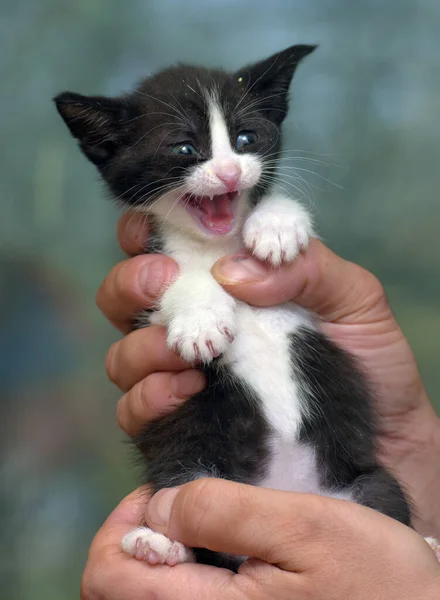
145,478,326,571
211,239,388,323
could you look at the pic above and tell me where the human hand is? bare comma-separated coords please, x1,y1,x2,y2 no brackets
98,211,440,536
96,212,206,428
81,479,440,600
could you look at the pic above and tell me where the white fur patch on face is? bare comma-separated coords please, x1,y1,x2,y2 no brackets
209,97,234,159
184,94,262,198
143,93,263,238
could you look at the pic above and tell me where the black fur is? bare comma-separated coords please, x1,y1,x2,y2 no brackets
54,45,411,571
133,328,410,571
135,365,271,490
294,329,410,524
54,44,317,207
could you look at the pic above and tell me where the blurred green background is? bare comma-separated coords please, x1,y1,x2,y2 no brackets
1,1,439,598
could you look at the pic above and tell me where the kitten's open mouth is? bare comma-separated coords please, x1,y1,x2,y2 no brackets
183,192,238,235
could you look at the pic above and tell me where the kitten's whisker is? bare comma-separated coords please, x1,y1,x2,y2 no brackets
263,157,339,167
126,176,182,205
185,83,204,102
233,92,287,119
131,123,183,149
234,55,284,114
258,173,314,203
134,90,192,129
151,127,189,160
122,111,189,124
157,186,192,232
263,165,343,190
135,181,185,211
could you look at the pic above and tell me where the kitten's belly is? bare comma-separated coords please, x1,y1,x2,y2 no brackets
222,302,353,501
259,437,353,500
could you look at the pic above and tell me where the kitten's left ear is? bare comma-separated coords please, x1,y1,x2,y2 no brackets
236,44,317,124
54,92,134,168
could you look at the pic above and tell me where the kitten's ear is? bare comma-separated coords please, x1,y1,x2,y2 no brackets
53,92,133,167
236,44,317,123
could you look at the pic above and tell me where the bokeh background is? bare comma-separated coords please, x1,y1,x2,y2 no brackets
1,1,439,598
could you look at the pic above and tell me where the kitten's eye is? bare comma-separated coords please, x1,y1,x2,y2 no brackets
236,131,258,149
171,142,198,156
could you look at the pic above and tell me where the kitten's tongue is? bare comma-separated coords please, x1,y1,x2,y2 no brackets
198,194,234,233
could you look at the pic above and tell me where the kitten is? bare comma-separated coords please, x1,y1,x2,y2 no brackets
54,44,412,570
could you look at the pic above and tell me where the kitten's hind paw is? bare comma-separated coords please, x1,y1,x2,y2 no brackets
425,537,440,561
122,526,195,566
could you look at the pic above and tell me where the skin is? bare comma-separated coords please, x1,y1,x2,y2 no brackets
82,211,440,599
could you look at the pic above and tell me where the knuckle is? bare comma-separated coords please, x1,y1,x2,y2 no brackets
114,259,134,299
105,342,120,385
80,550,130,600
179,478,218,535
116,393,130,433
136,376,154,414
96,260,130,310
116,378,149,434
95,273,111,313
80,561,106,600
359,266,385,298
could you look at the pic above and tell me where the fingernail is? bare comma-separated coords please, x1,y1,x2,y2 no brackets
211,254,270,285
171,370,206,398
147,487,179,527
139,258,166,298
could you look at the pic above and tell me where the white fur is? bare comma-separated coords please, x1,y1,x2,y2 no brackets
261,437,353,500
153,202,338,500
221,302,353,500
123,95,335,563
121,526,194,565
243,194,313,266
150,229,243,362
208,96,234,159
184,96,262,198
159,270,237,363
222,303,313,437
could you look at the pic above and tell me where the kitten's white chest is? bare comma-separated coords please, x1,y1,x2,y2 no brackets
223,302,313,438
223,303,353,499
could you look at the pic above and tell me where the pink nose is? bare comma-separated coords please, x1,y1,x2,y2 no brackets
214,161,241,192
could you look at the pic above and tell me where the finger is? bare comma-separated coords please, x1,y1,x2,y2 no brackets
83,489,234,600
96,254,178,332
106,326,190,392
117,370,206,436
89,488,148,557
117,210,150,256
145,478,332,571
211,239,389,324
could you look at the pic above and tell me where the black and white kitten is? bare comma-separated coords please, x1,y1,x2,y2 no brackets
55,45,413,570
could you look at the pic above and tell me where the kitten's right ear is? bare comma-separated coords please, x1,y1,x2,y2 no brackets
53,92,133,167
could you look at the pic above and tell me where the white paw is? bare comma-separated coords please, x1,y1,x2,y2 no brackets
121,526,195,566
425,537,440,561
166,298,236,363
243,201,312,266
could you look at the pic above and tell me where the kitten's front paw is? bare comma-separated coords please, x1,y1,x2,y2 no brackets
122,526,194,566
244,204,312,266
166,298,236,363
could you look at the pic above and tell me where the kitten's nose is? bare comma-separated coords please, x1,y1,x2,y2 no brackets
214,160,241,192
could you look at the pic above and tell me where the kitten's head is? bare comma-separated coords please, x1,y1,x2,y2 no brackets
54,44,316,239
